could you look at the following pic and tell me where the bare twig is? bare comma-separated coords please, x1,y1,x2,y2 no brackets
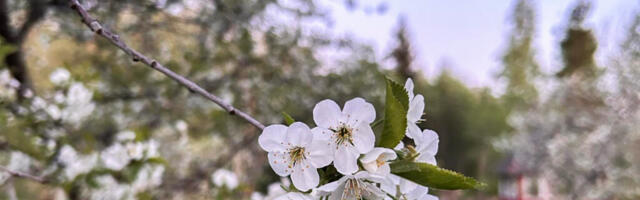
0,166,46,183
68,0,265,130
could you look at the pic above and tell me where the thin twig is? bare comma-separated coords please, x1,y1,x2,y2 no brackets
0,166,46,183
67,0,265,130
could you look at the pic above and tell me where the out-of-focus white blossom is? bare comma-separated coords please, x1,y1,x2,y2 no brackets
49,68,71,85
101,143,131,170
0,70,17,99
46,105,62,120
62,83,95,125
59,145,98,180
116,130,136,142
88,175,129,200
312,98,376,175
0,152,33,184
212,169,239,190
175,120,188,132
132,165,165,191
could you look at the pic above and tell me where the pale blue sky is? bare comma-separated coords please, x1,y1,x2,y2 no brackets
322,0,638,88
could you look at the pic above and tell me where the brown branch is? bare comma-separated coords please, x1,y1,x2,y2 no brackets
67,0,265,130
0,166,46,184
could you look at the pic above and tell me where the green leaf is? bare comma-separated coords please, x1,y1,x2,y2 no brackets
281,112,295,125
377,78,409,148
389,160,420,173
391,162,485,190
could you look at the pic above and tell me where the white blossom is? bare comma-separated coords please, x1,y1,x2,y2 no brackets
49,68,71,85
101,143,131,170
316,171,386,200
312,98,376,175
414,129,439,165
62,83,95,125
116,130,136,142
212,169,239,190
259,122,333,191
59,145,98,180
381,174,438,200
175,120,188,132
360,147,397,176
404,78,425,140
273,192,314,200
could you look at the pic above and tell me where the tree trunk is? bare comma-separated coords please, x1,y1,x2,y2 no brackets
5,49,33,98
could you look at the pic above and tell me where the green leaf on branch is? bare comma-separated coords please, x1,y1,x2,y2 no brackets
281,112,295,125
377,78,409,148
390,162,485,190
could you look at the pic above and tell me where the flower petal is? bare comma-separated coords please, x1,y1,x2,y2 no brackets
406,186,430,200
362,182,387,199
290,162,319,191
286,122,313,147
259,124,288,152
313,99,342,129
399,176,419,194
394,141,405,150
334,146,360,175
406,122,422,140
416,129,439,156
352,123,375,154
343,97,376,125
417,154,437,165
274,192,313,200
316,176,347,192
378,164,391,176
405,78,415,99
407,94,424,123
306,132,334,168
268,152,291,176
360,148,385,163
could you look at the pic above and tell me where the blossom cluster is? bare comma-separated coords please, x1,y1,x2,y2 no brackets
257,79,440,200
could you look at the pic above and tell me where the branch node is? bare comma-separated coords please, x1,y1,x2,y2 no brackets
70,4,78,10
150,60,158,68
132,56,140,62
229,108,236,115
89,21,102,33
111,34,120,41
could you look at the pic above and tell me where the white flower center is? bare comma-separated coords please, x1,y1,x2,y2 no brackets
288,146,306,167
376,155,386,168
342,178,363,199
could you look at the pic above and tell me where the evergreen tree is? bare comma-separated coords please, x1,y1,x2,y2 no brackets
390,17,416,79
499,0,540,109
557,1,599,78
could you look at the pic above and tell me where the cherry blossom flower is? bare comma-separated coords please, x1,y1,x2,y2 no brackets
316,171,386,200
404,78,425,139
381,174,438,200
360,147,397,176
212,169,239,190
101,143,131,170
312,98,376,175
273,192,314,200
415,129,439,165
259,122,333,191
49,68,71,86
